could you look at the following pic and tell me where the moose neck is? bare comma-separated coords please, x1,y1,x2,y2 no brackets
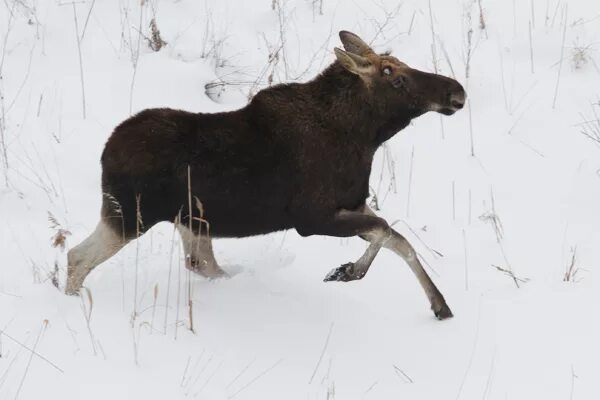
308,63,379,145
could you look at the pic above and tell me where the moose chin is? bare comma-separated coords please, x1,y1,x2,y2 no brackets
66,30,465,320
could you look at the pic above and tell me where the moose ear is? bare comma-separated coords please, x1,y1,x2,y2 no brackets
339,31,374,56
334,47,375,77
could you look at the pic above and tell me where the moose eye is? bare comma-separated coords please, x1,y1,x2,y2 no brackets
383,67,392,76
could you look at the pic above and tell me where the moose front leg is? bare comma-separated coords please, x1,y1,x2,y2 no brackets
296,209,392,282
361,206,453,320
297,208,452,319
322,210,392,282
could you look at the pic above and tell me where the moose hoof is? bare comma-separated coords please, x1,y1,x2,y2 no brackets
207,269,230,280
323,262,363,282
432,302,453,320
64,285,81,296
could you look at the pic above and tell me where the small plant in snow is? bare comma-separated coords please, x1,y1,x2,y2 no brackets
570,40,594,70
564,247,584,282
147,18,167,51
578,99,600,145
48,211,71,251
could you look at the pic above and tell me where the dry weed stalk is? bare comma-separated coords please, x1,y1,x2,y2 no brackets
0,324,63,373
491,264,529,285
0,0,18,186
150,283,159,334
80,287,98,355
392,364,413,383
186,166,195,334
133,193,143,317
578,99,600,145
373,143,397,209
480,188,524,288
308,323,333,384
14,320,48,399
163,215,179,335
48,211,71,250
311,0,324,20
552,5,568,109
228,359,283,399
148,18,166,51
427,0,438,73
563,247,582,282
477,0,486,31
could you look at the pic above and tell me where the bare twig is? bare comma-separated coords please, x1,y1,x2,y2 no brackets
463,229,468,291
563,247,582,282
454,299,483,400
406,146,414,217
528,20,535,73
14,321,48,399
552,5,568,109
163,216,179,335
228,359,283,399
186,166,195,334
578,99,600,145
308,322,333,384
226,358,256,389
80,0,97,41
0,0,18,185
147,18,166,51
491,264,529,285
129,1,145,114
0,328,63,373
80,287,97,355
477,0,486,31
452,181,456,221
570,365,577,400
392,364,413,383
71,2,86,118
427,0,438,73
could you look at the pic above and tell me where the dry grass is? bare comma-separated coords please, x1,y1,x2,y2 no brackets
563,247,583,282
570,41,595,70
578,99,600,145
491,264,529,286
80,287,98,355
147,18,166,51
48,211,71,251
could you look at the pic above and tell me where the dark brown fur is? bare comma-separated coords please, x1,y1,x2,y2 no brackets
102,61,463,239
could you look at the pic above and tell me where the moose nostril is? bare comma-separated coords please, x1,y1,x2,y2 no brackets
451,100,464,109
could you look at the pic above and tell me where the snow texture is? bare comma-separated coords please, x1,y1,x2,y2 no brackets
1,0,600,399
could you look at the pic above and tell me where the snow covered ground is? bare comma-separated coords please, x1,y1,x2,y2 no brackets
1,0,600,398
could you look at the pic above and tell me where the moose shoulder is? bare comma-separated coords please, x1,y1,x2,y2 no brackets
66,31,465,320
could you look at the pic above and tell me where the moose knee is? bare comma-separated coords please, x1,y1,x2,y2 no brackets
390,233,417,261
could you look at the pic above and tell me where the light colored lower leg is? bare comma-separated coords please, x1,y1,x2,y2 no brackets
176,224,226,278
324,210,391,281
350,225,391,278
384,233,442,301
362,206,449,315
66,220,127,295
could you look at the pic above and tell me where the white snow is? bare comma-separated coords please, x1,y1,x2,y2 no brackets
1,0,600,399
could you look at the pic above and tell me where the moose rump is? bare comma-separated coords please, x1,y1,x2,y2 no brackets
101,108,295,238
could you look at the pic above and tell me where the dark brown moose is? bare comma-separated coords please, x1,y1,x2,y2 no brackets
66,31,466,319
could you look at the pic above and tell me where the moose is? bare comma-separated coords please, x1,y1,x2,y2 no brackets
66,31,465,319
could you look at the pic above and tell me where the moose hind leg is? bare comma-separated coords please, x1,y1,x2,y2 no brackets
66,220,129,295
176,224,227,279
